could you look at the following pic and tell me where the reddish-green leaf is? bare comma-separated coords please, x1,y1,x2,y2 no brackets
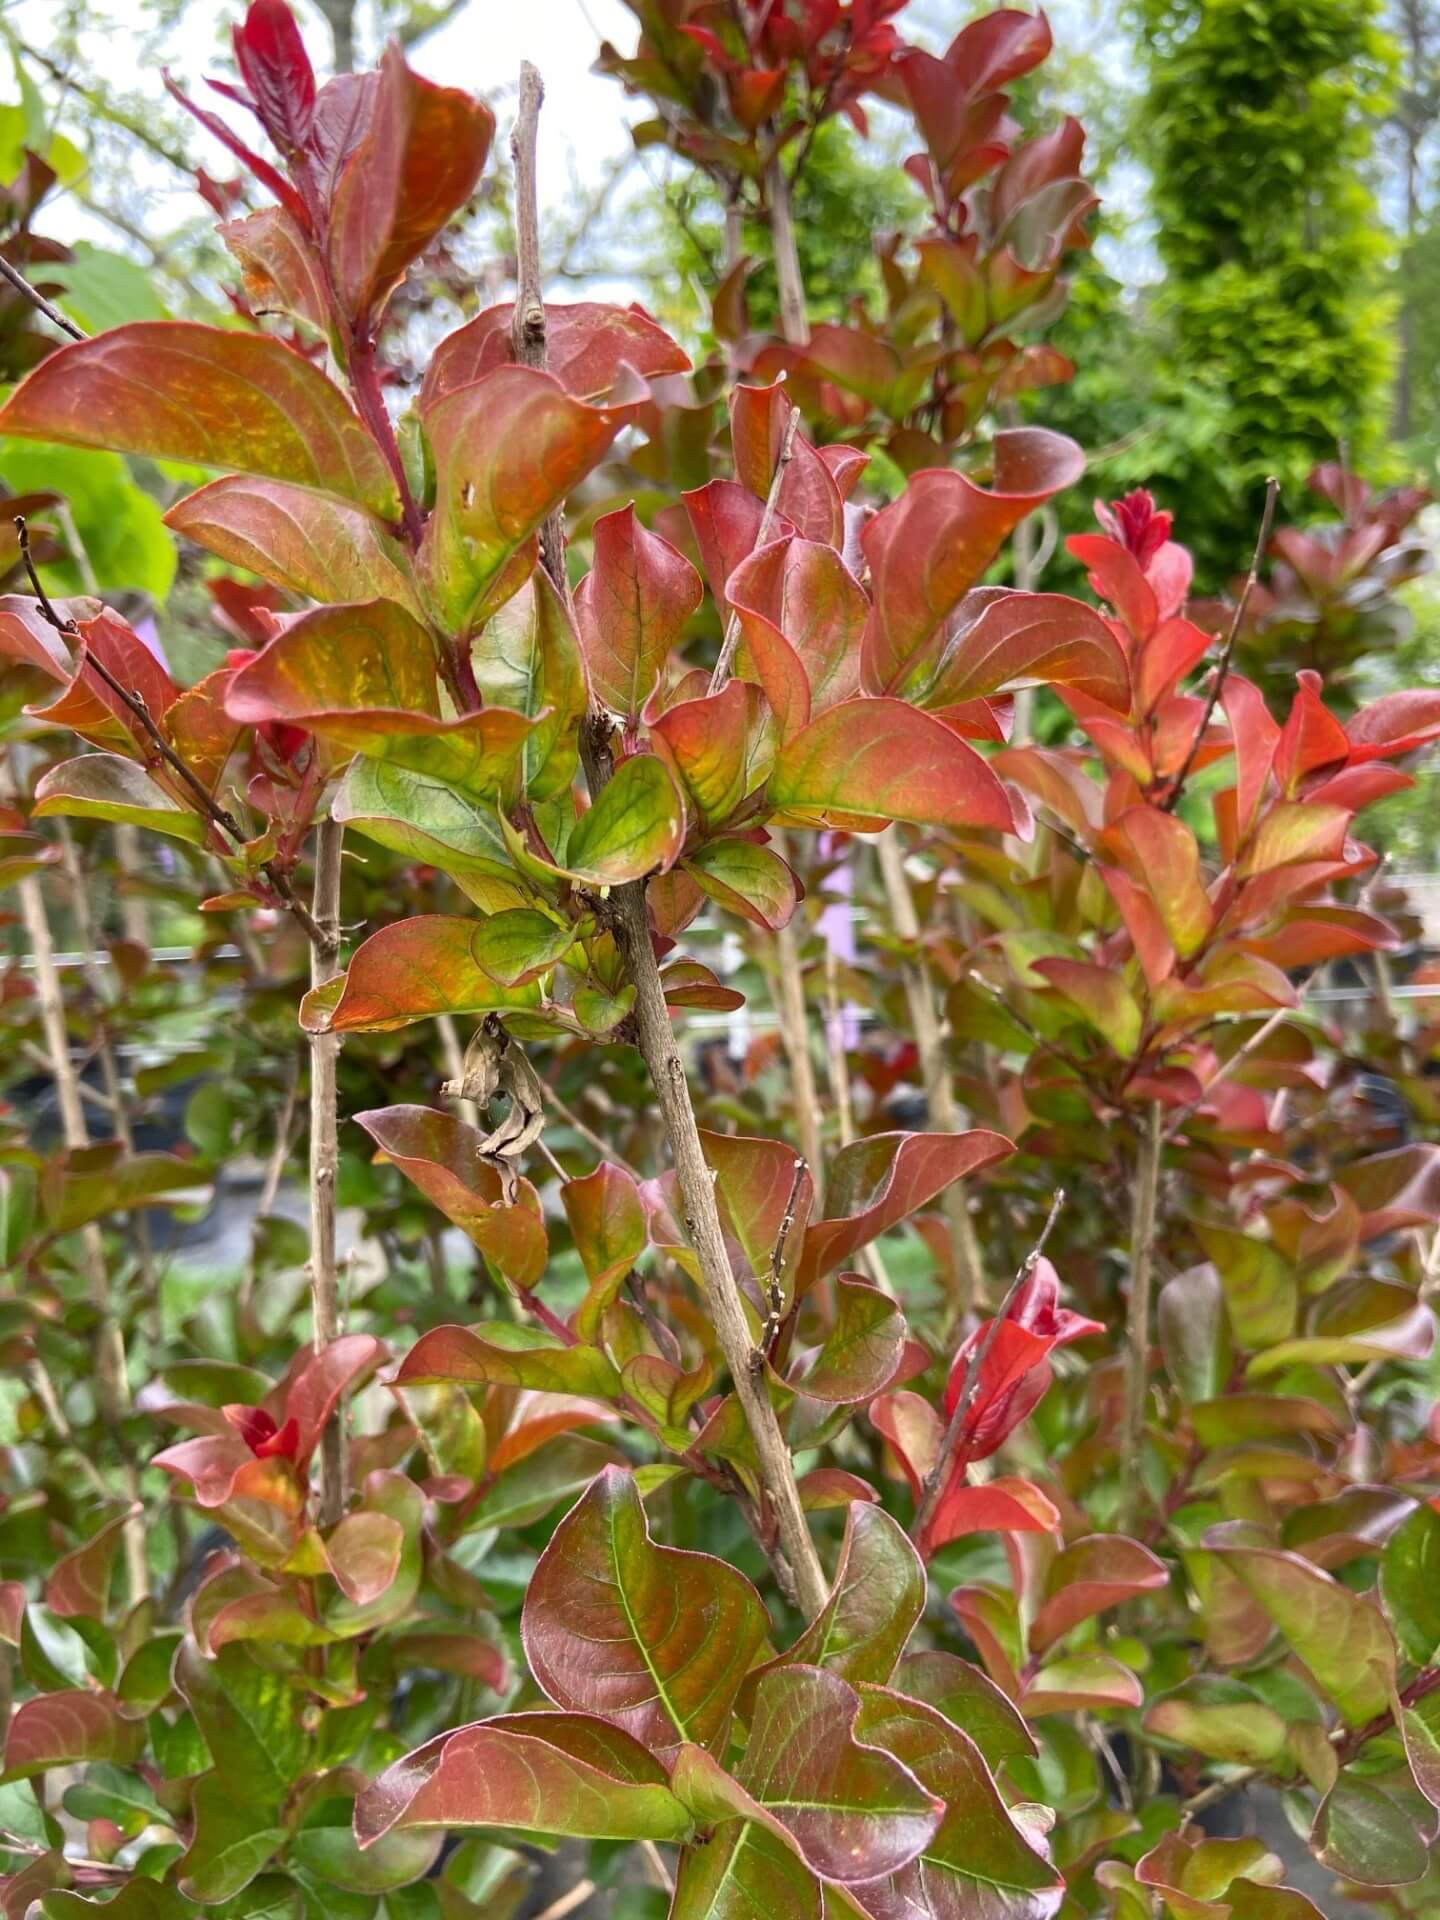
770,698,1015,834
1204,1527,1396,1724
226,598,538,799
1031,957,1143,1056
33,756,207,844
562,1163,650,1337
354,1104,547,1287
45,1508,136,1620
734,1666,942,1882
2,1692,142,1781
760,1505,924,1689
729,534,865,726
912,590,1129,712
848,1687,1063,1919
793,1275,905,1404
420,367,618,632
1099,809,1212,959
473,568,589,800
575,503,703,719
0,324,399,515
800,1131,1013,1284
303,919,541,1034
166,478,420,612
522,1465,769,1755
652,681,754,828
355,1711,695,1847
893,1651,1037,1770
395,1321,618,1399
1028,1534,1168,1653
685,838,800,931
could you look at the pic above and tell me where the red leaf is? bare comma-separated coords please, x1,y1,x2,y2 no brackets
862,429,1085,696
233,0,316,155
574,504,702,721
3,1690,143,1779
422,301,689,412
800,1131,1013,1284
925,1476,1061,1553
327,46,494,325
915,590,1130,712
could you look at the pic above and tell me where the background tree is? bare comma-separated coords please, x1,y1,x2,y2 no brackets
1135,0,1398,577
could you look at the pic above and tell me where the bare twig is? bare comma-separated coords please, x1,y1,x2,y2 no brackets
16,518,327,948
880,829,986,1313
1163,478,1279,813
1120,1103,1163,1531
531,1880,596,1920
911,1188,1065,1550
542,1083,645,1182
309,819,347,1528
0,255,86,341
763,833,826,1199
822,944,856,1147
708,402,801,696
766,151,810,348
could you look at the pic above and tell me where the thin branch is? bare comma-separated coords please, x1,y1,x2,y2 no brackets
708,402,801,696
1163,478,1279,813
309,819,346,1529
541,1083,645,1182
911,1187,1065,1550
1119,1103,1163,1532
17,519,328,949
0,255,86,341
514,59,827,1618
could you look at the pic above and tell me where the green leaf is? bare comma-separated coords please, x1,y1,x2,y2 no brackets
173,1641,305,1805
0,442,176,602
671,1820,822,1920
179,1775,285,1903
1313,1767,1434,1889
0,323,399,516
47,244,168,332
523,1466,769,1756
1144,1679,1289,1766
1157,1266,1233,1403
1382,1505,1440,1666
473,568,589,801
334,758,515,883
566,753,685,883
1192,1222,1297,1349
469,1434,622,1529
32,755,206,844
